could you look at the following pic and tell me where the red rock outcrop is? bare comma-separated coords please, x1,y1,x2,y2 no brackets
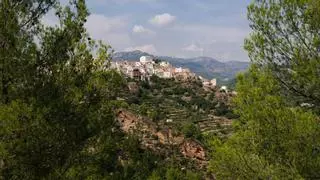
116,109,157,133
180,139,206,161
116,109,208,167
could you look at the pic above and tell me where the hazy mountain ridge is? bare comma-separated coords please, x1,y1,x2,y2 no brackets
113,50,250,82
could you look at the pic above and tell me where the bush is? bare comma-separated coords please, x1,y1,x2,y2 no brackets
182,123,202,140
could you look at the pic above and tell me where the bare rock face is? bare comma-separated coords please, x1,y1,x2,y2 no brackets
116,109,208,167
116,109,157,134
180,139,206,161
117,110,139,132
156,130,169,144
173,136,185,145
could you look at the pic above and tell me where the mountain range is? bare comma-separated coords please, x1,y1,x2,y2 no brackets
112,50,250,84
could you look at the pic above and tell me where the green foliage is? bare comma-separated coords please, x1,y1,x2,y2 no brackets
190,96,213,112
137,102,164,121
182,123,202,140
165,167,185,180
210,67,320,179
211,0,320,178
0,0,158,179
0,1,209,179
148,167,201,180
126,74,227,138
214,102,237,119
245,0,320,111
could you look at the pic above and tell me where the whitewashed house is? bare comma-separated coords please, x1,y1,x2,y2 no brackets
220,86,228,92
135,62,142,67
160,61,170,67
155,68,164,78
175,67,183,73
126,66,133,75
210,79,217,87
145,63,155,75
163,71,172,78
140,56,153,64
203,81,211,87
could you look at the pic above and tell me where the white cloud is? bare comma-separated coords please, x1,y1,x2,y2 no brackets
125,44,157,54
157,24,250,61
86,14,127,33
182,44,204,52
149,13,176,27
111,0,156,2
132,25,155,34
172,24,249,43
42,9,249,61
85,14,131,48
41,13,132,49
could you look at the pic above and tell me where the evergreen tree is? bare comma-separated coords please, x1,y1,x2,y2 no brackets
210,0,320,179
0,1,199,179
245,0,320,111
210,67,320,179
0,0,131,179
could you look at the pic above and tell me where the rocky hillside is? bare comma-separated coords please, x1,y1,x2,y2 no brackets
117,74,236,142
116,109,208,168
107,71,237,178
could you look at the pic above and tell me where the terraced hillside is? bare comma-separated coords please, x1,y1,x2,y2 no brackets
119,75,236,143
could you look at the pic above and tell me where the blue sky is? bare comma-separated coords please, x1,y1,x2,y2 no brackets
49,0,252,61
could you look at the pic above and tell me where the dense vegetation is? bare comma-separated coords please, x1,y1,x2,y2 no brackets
210,0,320,179
1,0,319,179
122,75,235,142
0,0,202,179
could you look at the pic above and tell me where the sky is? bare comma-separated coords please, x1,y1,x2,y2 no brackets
45,0,252,62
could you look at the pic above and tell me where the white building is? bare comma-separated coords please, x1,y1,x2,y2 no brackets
140,68,146,75
163,71,172,78
126,66,133,74
210,78,217,87
160,61,170,67
220,86,228,92
155,69,164,77
135,62,142,67
182,68,190,73
203,81,210,87
145,63,155,74
175,67,183,73
140,56,153,64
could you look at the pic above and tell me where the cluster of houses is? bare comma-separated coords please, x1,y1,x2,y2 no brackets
110,56,217,88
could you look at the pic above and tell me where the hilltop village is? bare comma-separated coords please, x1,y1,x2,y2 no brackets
109,56,236,171
110,56,218,89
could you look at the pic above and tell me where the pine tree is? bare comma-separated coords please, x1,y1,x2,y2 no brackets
245,0,320,111
210,0,320,179
0,0,128,179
